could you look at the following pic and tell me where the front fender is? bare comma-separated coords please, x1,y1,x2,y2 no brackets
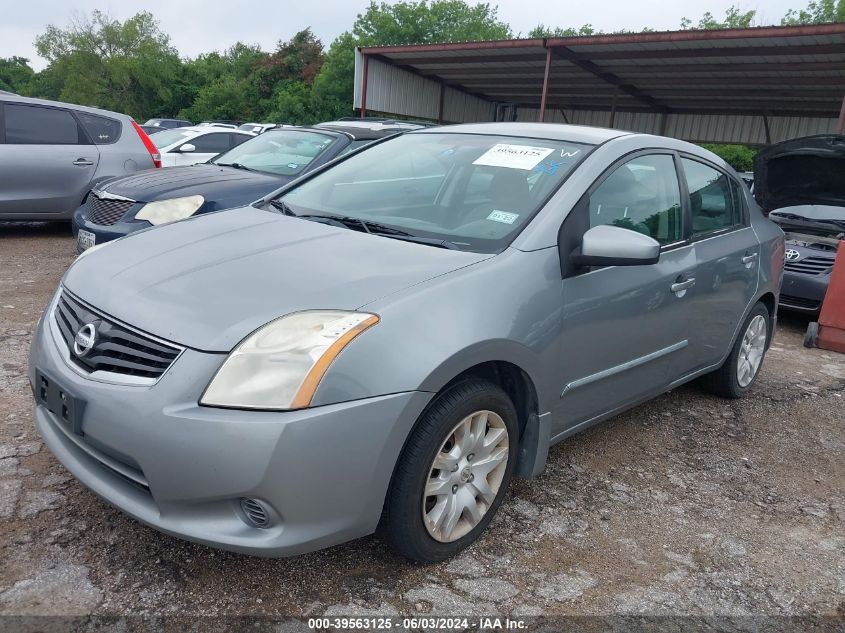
311,247,563,414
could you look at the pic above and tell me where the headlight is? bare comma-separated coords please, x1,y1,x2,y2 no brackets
200,310,379,410
135,195,204,225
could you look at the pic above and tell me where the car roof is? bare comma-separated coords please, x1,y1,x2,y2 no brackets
0,93,133,121
413,122,630,145
313,122,413,140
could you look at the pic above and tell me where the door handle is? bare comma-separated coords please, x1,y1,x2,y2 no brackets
671,277,696,296
742,252,758,267
72,158,94,166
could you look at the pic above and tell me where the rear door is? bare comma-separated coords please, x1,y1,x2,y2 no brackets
675,157,759,372
0,101,100,218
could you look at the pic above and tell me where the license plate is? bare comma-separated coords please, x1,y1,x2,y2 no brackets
77,229,96,251
35,369,86,435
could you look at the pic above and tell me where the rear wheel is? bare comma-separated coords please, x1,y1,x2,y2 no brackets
700,302,770,398
382,379,517,563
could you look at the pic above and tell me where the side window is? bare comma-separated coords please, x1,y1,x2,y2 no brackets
190,133,230,154
681,158,739,235
588,154,682,245
230,133,250,148
5,104,80,144
77,112,121,144
729,178,748,226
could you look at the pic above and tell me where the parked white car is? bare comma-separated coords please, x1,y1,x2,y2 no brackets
151,126,255,167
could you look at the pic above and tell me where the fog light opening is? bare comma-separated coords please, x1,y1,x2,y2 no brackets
239,497,272,529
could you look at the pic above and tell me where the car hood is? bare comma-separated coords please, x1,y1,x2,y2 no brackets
64,207,491,351
754,135,845,212
96,164,287,203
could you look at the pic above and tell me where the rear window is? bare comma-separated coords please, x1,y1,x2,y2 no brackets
4,104,80,144
77,112,121,144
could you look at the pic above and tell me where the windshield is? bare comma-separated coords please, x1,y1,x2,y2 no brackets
213,130,336,176
277,133,591,252
151,128,194,149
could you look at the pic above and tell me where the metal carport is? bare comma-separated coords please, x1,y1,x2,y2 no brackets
354,23,845,144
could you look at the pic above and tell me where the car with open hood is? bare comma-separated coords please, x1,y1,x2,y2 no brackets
754,134,845,314
32,123,783,562
71,123,417,252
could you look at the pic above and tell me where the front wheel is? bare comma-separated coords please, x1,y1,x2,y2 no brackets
382,379,518,563
700,302,770,398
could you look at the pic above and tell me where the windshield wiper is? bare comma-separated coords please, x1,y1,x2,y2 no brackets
773,213,845,229
267,199,296,216
297,214,460,249
216,162,255,172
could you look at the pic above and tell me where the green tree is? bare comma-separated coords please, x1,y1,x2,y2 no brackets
680,6,757,29
700,144,757,171
528,24,596,38
313,1,511,119
0,57,35,94
34,11,183,119
782,0,845,24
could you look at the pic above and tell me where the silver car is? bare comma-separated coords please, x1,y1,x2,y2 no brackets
29,123,784,562
0,95,160,220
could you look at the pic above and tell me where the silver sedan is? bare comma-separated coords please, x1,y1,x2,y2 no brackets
30,123,784,562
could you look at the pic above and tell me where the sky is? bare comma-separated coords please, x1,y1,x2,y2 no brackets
2,0,804,71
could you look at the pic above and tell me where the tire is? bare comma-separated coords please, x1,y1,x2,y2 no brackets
382,378,518,563
699,302,770,399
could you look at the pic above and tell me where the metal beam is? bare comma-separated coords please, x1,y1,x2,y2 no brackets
575,43,845,61
763,112,772,144
838,95,845,134
550,46,669,113
438,82,445,124
360,54,369,119
539,48,552,122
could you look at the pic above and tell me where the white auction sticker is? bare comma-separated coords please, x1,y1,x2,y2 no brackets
473,144,554,170
487,210,519,224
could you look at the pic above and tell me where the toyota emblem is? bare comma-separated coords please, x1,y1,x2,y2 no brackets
785,249,800,261
73,323,97,357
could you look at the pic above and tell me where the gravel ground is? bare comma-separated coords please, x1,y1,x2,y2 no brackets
0,223,843,624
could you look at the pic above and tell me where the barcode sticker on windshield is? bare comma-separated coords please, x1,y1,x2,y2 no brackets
473,144,553,170
487,210,519,224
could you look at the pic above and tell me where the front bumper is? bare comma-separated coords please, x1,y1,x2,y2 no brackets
72,202,149,252
779,270,831,314
29,298,431,556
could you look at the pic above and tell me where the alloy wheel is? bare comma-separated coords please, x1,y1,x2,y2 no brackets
737,314,767,387
422,409,510,543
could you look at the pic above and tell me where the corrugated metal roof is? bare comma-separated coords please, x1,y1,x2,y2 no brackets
357,23,845,124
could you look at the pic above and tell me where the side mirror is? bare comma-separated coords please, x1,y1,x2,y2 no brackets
177,143,196,153
570,225,660,267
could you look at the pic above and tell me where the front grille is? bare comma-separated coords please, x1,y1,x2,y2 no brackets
784,257,834,276
54,291,181,380
780,294,822,310
87,193,135,226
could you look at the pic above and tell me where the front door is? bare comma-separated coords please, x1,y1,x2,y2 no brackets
555,153,695,434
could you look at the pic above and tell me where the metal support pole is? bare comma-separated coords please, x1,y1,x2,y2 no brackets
438,82,445,124
539,48,552,122
659,112,668,136
609,87,619,128
762,111,772,145
837,94,845,134
360,54,369,119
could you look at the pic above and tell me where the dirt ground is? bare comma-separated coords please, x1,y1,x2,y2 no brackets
1,223,843,623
